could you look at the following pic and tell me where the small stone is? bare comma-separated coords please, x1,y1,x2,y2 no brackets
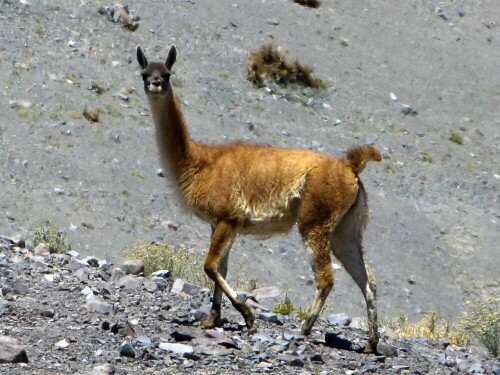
324,333,352,350
326,313,352,327
116,275,142,290
86,294,117,314
267,19,279,26
34,243,49,255
376,342,398,357
119,341,136,358
91,364,116,375
40,310,55,318
119,259,144,275
258,312,283,325
0,336,29,363
252,332,274,343
55,339,70,348
170,279,200,296
158,342,194,354
134,336,152,346
12,279,29,295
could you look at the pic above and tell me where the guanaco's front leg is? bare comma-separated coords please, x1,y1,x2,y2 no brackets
202,220,255,329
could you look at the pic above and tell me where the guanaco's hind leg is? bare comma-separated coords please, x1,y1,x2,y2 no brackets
331,187,379,352
299,225,335,336
202,221,255,330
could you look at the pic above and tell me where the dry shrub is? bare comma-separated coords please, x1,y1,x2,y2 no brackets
247,44,324,88
395,311,470,347
461,296,500,357
31,220,71,254
293,0,320,8
123,242,209,287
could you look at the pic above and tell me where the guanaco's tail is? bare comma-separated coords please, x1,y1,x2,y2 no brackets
345,145,382,174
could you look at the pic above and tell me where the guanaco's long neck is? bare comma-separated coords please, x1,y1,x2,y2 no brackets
147,86,193,180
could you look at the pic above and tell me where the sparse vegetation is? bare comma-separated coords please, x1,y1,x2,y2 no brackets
18,108,29,118
70,111,83,120
460,296,500,357
296,307,309,320
419,150,433,163
449,132,464,145
30,220,71,254
123,242,209,286
393,312,470,347
272,301,294,315
247,44,325,88
131,170,144,179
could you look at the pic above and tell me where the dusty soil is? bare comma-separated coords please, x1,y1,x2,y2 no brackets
0,0,499,324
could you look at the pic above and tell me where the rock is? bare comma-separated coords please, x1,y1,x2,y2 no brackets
170,279,201,296
55,338,70,349
251,332,274,343
376,342,398,357
88,364,116,374
134,335,152,346
324,333,353,351
116,275,142,290
12,278,29,295
119,341,136,358
252,286,287,307
258,312,283,325
0,336,28,363
150,270,171,279
119,259,144,275
326,313,352,327
159,342,194,355
111,322,136,338
85,294,117,314
34,243,49,255
171,326,204,342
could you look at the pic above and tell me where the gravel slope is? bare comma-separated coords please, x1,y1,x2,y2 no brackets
0,0,498,324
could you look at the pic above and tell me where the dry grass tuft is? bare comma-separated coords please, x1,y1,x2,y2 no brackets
247,44,324,88
395,311,470,347
123,242,209,287
293,0,320,8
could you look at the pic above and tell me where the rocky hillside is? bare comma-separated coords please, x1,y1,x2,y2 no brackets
1,239,499,374
0,0,498,340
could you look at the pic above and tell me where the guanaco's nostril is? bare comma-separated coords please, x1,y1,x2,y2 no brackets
152,80,161,87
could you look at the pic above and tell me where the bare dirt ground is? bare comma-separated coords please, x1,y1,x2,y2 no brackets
1,0,499,323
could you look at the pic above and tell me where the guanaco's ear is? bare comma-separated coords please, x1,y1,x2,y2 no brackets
165,44,177,71
136,45,148,69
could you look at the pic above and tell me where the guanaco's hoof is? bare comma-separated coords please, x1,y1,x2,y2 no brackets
200,313,223,329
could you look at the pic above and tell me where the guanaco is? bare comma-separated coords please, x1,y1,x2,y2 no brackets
137,44,381,352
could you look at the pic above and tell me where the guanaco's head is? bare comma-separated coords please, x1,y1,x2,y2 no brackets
137,44,177,96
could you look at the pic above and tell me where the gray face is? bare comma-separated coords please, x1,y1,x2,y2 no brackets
141,63,171,95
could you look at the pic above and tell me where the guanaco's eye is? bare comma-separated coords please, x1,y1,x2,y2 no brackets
141,72,148,80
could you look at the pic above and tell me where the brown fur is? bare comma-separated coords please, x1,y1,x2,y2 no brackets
137,45,381,352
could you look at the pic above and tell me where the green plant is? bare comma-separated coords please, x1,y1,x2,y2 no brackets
123,242,209,286
18,108,29,118
460,296,500,357
295,307,309,320
131,170,144,179
449,132,464,145
31,220,71,254
272,301,294,316
419,151,433,163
